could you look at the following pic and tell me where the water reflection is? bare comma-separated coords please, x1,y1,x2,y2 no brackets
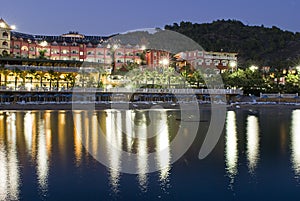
24,112,34,154
136,113,148,192
291,110,300,180
106,111,122,193
225,111,238,188
246,115,260,174
155,111,171,191
37,112,52,194
0,112,20,201
73,112,83,166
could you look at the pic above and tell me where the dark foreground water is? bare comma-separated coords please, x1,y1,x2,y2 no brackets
0,107,300,201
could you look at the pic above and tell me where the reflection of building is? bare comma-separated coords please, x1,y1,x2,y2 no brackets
175,50,238,73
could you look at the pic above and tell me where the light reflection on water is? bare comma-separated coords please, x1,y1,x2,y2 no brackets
291,110,300,180
1,109,300,200
0,112,20,201
37,111,51,195
246,115,260,174
225,111,238,188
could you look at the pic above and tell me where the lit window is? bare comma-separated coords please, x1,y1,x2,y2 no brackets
80,52,83,56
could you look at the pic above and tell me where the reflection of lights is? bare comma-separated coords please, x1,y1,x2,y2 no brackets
37,117,49,194
58,112,66,162
106,111,122,193
291,110,300,180
225,111,238,186
6,113,20,200
125,110,135,152
92,113,99,156
0,145,8,201
246,115,260,174
135,111,148,191
24,112,33,152
156,111,171,188
73,112,82,166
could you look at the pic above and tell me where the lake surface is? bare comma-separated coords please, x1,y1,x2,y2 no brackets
0,107,300,201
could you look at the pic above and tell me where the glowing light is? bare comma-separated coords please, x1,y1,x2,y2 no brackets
160,58,169,66
249,65,259,72
246,115,260,174
291,110,300,181
10,25,16,30
225,111,238,187
0,22,5,28
229,61,237,68
141,45,146,50
40,41,48,47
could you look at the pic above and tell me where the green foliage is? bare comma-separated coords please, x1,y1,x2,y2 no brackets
165,19,300,68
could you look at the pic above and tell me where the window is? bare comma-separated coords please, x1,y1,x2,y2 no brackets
2,32,9,38
62,50,68,54
198,51,204,57
80,52,84,56
2,41,8,47
72,50,78,54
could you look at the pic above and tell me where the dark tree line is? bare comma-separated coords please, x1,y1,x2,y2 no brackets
165,19,300,69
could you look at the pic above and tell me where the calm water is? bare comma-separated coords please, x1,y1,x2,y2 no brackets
0,107,300,201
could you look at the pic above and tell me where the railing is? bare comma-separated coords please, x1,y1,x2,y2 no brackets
0,87,244,95
260,93,299,99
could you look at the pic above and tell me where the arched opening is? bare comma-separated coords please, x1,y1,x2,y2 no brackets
2,50,8,56
2,32,9,38
2,41,8,47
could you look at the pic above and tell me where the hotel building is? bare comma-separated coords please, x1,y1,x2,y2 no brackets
1,18,237,72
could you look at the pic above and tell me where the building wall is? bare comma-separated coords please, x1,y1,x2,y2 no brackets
0,19,11,56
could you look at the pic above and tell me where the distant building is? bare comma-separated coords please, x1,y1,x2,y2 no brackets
175,50,238,73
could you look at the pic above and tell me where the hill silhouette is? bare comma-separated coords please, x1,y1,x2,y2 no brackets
165,19,300,69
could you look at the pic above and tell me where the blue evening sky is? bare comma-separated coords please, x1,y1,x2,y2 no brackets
1,0,299,36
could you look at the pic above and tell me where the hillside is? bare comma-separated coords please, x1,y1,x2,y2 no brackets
165,19,300,68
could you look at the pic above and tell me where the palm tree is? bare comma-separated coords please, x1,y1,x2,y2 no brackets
95,66,106,88
34,71,46,89
27,69,36,87
47,70,56,90
64,73,76,89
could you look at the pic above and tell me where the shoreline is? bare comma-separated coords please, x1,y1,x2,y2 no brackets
1,101,300,111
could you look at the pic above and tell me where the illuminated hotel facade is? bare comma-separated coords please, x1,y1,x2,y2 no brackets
1,18,237,72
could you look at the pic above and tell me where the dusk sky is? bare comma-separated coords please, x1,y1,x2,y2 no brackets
1,0,299,36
